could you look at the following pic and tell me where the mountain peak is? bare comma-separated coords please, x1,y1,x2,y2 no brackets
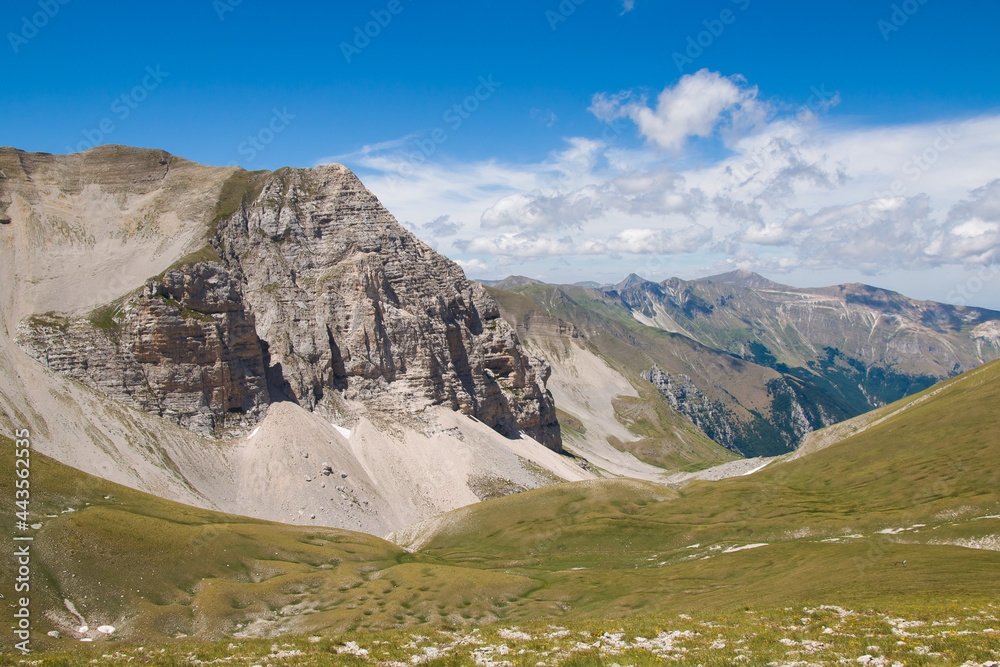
8,148,562,451
701,269,784,289
615,273,653,291
493,275,543,290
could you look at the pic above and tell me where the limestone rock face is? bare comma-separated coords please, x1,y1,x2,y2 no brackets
18,262,270,437
216,166,561,449
13,155,560,450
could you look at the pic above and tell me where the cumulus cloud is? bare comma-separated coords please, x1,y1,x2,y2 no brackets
592,70,767,151
588,90,635,124
480,191,595,230
331,71,1000,288
789,196,935,273
460,226,710,259
455,258,491,275
458,233,580,258
606,226,711,254
930,179,1000,264
621,0,635,14
721,192,995,274
481,166,705,232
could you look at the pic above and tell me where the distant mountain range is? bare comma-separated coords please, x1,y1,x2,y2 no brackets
483,269,1000,458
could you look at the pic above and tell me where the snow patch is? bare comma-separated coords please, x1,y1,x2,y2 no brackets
739,460,773,476
723,543,768,553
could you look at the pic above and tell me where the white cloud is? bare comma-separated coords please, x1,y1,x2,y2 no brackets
460,233,580,258
621,0,635,14
530,107,558,128
316,134,419,165
930,179,1000,264
607,226,711,254
329,72,1000,297
588,90,634,124
592,70,767,152
454,258,491,276
459,226,710,259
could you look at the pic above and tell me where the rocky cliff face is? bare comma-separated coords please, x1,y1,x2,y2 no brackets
641,366,736,451
18,262,270,437
13,155,560,450
214,166,559,448
641,365,837,457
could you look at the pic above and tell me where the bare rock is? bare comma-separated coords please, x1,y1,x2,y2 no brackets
14,159,561,450
216,165,561,449
17,262,269,437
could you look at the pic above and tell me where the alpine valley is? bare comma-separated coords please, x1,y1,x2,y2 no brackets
1,147,998,663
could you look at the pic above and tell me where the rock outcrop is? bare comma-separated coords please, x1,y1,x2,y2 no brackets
18,262,270,437
641,365,840,456
642,366,737,452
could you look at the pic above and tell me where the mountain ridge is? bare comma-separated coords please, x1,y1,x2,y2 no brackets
485,269,1000,459
701,268,786,289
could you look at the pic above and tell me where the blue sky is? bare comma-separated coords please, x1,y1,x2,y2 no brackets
3,0,1000,307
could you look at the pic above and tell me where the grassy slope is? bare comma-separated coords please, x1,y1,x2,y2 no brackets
416,359,1000,616
0,360,997,654
6,602,999,665
0,444,540,650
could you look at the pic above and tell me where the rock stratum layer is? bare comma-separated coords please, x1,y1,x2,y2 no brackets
217,166,559,447
18,263,270,436
10,149,560,449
